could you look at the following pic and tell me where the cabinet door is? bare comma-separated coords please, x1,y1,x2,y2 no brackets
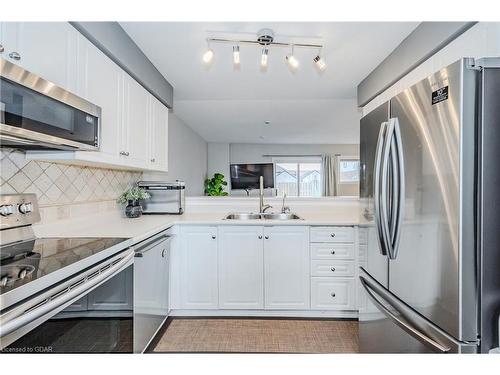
149,96,169,171
180,226,218,309
13,22,78,92
87,265,133,311
77,35,122,157
218,226,264,309
123,75,150,165
264,226,310,309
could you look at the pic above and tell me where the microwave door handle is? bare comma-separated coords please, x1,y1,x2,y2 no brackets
0,250,134,339
374,121,388,256
359,274,450,353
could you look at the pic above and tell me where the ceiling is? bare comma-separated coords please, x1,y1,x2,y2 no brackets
121,22,419,144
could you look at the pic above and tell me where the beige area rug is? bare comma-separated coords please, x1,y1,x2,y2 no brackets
152,318,359,353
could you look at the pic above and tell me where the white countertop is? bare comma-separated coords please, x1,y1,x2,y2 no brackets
34,210,360,244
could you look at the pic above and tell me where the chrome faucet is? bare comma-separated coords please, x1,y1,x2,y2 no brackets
281,193,290,214
259,176,272,213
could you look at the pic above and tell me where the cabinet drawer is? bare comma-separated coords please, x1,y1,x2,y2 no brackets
311,277,356,310
310,243,354,260
310,227,354,243
311,260,355,277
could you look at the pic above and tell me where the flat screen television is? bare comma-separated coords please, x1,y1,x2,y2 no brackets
230,163,274,190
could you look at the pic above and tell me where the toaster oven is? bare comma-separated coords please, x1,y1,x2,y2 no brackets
137,181,185,214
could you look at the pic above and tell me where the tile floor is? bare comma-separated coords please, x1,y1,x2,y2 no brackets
152,318,359,353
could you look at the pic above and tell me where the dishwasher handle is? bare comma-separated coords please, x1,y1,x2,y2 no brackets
134,234,172,257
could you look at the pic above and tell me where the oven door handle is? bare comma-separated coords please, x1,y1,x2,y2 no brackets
0,249,134,339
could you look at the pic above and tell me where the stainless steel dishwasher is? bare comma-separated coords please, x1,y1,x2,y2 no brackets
133,230,172,353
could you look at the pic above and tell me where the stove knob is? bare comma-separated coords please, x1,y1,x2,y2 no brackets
18,202,33,214
0,204,14,216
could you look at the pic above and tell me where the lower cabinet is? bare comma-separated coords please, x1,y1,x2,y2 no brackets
174,224,358,315
180,226,219,309
218,226,264,309
311,278,356,310
264,226,310,310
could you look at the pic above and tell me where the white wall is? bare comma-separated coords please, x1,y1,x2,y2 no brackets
362,22,500,115
143,112,208,196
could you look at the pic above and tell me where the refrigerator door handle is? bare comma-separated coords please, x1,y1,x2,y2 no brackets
389,117,405,259
374,121,389,256
380,120,396,258
359,268,478,353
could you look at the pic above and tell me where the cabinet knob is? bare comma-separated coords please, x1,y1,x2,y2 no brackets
330,233,336,238
258,235,262,239
330,250,336,255
331,293,336,298
212,235,216,239
151,158,156,162
330,267,336,272
161,249,167,258
8,51,21,60
0,44,4,53
264,236,269,240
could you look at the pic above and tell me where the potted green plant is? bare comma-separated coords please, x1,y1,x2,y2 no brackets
117,186,151,218
204,173,228,196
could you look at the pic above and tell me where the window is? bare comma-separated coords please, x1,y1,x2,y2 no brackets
274,158,322,197
338,158,360,183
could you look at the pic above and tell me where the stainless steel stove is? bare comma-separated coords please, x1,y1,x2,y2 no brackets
0,194,134,352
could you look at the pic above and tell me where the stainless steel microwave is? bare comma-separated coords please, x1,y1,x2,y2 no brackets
0,59,101,151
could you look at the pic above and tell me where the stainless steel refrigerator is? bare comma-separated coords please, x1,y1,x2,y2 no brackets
358,57,500,353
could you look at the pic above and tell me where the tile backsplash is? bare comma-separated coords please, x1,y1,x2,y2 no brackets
0,148,142,207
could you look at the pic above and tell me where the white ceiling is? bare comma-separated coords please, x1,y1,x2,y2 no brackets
121,22,419,144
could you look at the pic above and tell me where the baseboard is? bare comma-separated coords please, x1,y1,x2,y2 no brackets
169,309,358,319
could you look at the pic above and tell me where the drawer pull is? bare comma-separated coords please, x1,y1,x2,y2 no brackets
265,236,269,240
330,233,336,237
331,293,336,298
330,250,336,255
258,235,263,239
330,267,336,272
212,235,216,239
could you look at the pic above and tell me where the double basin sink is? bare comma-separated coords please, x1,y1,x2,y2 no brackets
224,212,303,221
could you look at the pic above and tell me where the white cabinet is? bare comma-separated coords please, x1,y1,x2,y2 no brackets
218,226,264,309
149,96,169,171
311,278,356,310
76,34,122,157
122,74,150,164
87,266,134,311
264,226,310,310
0,22,78,92
13,22,169,172
180,226,219,309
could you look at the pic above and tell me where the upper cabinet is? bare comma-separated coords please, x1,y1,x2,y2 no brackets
1,22,169,172
0,22,79,92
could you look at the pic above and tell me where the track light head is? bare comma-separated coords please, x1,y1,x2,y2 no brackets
261,48,269,68
286,55,299,70
313,55,327,71
202,48,214,64
233,45,240,65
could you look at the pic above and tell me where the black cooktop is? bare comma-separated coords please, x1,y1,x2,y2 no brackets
0,237,127,295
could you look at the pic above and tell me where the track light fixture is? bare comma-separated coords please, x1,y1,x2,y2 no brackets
202,29,325,73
